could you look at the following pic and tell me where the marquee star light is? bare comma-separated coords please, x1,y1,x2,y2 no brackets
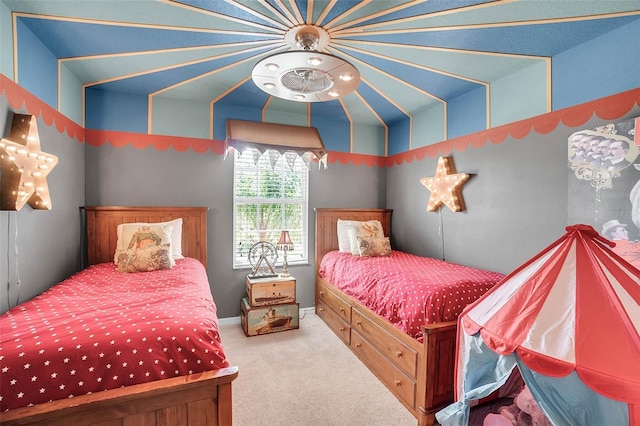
420,156,470,212
0,114,58,210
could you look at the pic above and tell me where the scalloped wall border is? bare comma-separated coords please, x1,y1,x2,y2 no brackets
85,129,227,155
2,74,638,167
386,88,640,167
1,75,85,143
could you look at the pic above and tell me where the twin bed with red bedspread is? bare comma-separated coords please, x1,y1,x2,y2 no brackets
0,258,228,411
314,208,504,426
0,206,237,426
319,250,504,342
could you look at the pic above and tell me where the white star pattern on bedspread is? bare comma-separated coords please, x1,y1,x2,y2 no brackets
0,258,228,411
319,251,504,342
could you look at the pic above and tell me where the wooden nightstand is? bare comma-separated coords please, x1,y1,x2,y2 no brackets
241,275,299,336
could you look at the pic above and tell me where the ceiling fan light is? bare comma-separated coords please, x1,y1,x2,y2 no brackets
251,25,360,102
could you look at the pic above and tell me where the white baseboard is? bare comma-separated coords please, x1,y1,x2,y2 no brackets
219,306,315,326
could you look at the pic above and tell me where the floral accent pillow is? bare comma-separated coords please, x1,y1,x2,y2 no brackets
115,244,175,273
346,220,385,256
115,224,173,265
356,236,392,257
116,219,183,260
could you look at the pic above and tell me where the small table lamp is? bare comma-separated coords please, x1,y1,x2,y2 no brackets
276,230,294,277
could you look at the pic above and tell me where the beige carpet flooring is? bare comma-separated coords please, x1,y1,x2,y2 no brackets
218,310,417,426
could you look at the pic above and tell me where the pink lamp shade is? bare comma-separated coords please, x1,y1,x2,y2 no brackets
277,230,294,251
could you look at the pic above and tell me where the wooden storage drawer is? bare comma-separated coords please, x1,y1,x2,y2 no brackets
351,330,416,410
246,275,296,306
316,300,350,344
352,307,418,378
317,281,351,323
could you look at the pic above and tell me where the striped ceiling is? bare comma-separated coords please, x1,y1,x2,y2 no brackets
5,0,640,127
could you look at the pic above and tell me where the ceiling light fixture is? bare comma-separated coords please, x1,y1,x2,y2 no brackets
252,25,360,102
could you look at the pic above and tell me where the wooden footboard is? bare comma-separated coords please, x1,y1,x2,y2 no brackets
0,366,238,426
421,322,457,425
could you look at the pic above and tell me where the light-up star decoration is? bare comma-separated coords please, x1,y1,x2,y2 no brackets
420,156,470,212
0,114,58,210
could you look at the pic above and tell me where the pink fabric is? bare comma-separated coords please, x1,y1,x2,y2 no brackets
0,258,229,411
483,386,553,426
319,250,504,341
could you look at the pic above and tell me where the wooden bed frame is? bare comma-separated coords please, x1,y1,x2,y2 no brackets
314,208,456,426
1,206,238,426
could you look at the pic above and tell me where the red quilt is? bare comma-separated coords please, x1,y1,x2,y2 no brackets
319,251,504,342
0,258,229,411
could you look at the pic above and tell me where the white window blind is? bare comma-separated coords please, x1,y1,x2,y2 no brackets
233,150,309,269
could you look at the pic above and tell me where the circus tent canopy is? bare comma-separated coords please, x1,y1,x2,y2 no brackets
437,224,640,426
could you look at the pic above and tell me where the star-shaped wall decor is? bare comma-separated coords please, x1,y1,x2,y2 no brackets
0,114,58,210
420,156,470,212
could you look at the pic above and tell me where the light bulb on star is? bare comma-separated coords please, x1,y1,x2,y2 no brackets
420,156,470,213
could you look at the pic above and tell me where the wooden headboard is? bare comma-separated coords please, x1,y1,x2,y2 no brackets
314,208,392,273
84,206,208,266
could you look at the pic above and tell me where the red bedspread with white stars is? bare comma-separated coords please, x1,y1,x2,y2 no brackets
0,258,229,412
319,251,504,342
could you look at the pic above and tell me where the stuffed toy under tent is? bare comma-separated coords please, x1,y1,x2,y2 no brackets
436,225,640,426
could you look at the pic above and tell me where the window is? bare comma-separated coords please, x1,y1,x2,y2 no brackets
233,150,309,269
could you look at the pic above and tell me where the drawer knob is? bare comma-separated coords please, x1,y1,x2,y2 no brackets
394,380,401,387
319,291,325,297
318,307,324,312
339,327,345,332
395,351,403,358
355,320,362,326
339,307,346,313
355,343,361,348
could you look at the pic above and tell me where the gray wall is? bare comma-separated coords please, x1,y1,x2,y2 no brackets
84,144,387,318
0,98,85,314
387,108,640,275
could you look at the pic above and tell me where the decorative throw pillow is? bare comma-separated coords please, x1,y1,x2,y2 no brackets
116,218,183,259
346,220,385,256
115,244,175,273
115,224,174,265
357,236,392,257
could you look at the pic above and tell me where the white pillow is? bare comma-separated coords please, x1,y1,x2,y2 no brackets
345,220,385,256
337,219,360,253
116,218,183,260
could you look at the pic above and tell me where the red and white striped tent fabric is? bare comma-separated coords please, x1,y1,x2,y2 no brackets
438,225,640,425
